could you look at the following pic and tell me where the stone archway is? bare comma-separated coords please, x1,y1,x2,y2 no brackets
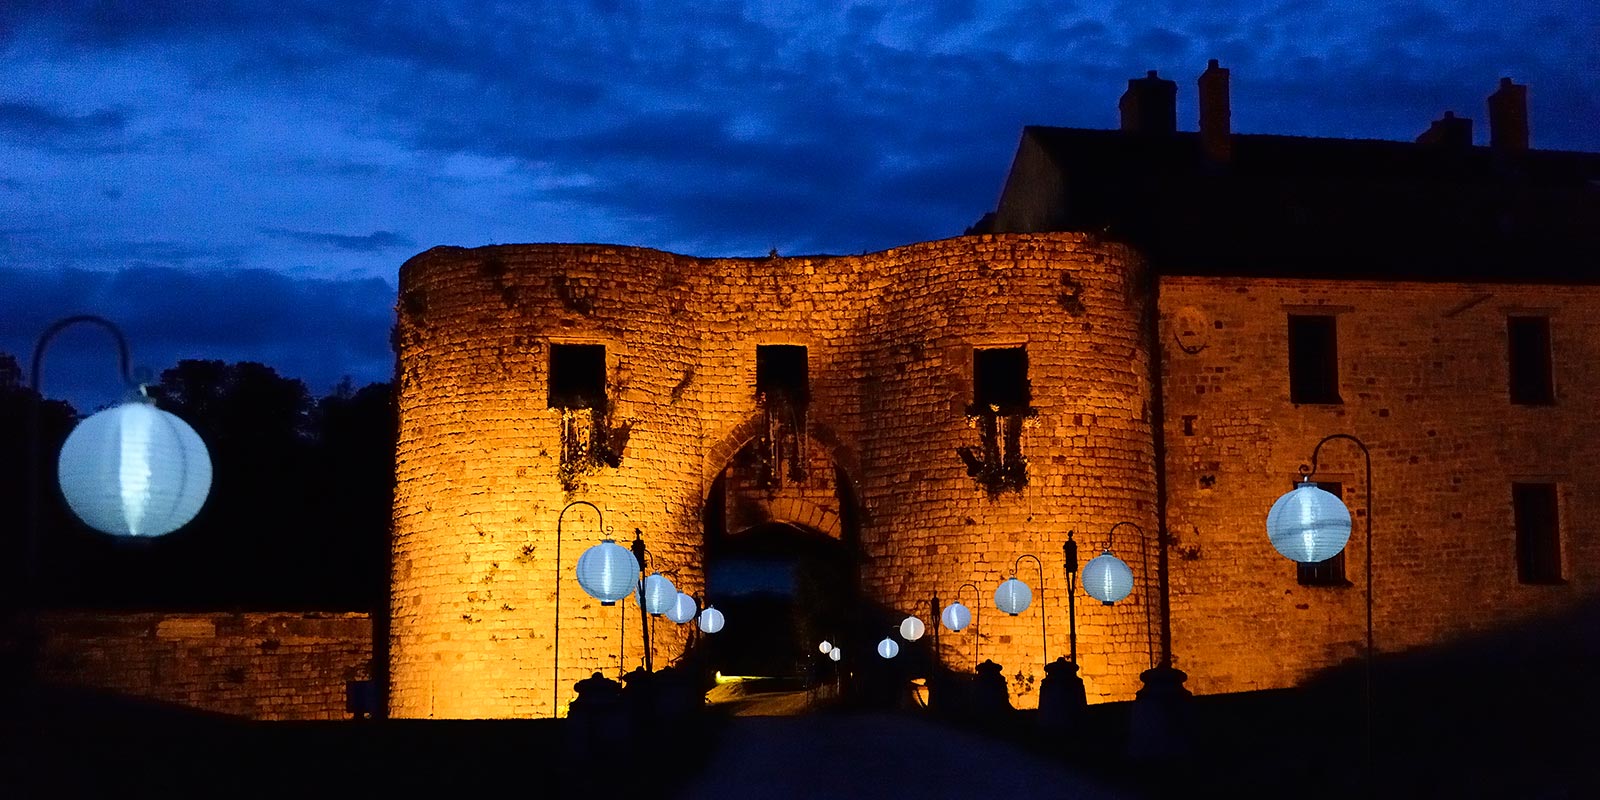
699,418,864,682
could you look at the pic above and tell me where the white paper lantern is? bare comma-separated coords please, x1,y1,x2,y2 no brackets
940,602,971,632
640,573,677,615
1082,550,1134,605
899,616,925,641
819,640,833,654
666,592,697,624
57,400,212,538
575,539,639,604
1266,481,1352,563
877,638,899,659
995,577,1032,616
698,606,725,633
828,647,841,662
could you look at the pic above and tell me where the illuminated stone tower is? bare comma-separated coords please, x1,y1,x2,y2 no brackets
390,233,1159,718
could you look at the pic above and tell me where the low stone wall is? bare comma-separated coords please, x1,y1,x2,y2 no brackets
35,611,373,720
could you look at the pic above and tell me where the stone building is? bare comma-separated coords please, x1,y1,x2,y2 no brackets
389,64,1600,718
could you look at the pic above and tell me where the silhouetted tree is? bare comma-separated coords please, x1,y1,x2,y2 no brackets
0,353,79,607
4,356,393,611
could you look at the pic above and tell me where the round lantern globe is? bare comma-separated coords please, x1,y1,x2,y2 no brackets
1082,550,1134,604
828,647,841,662
819,640,833,654
877,638,899,659
575,539,640,604
1266,481,1352,564
940,602,971,632
641,573,677,615
899,616,925,642
666,592,697,624
698,606,725,633
995,577,1032,616
57,400,212,538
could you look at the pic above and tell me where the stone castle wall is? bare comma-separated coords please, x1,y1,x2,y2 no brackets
1162,277,1600,693
35,611,372,720
391,233,1160,717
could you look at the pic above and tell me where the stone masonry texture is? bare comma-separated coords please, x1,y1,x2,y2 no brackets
36,611,372,720
391,233,1159,717
392,233,1600,718
1161,277,1600,694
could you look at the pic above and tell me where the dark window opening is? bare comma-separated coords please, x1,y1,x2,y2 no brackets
756,345,809,404
1513,482,1562,584
973,347,1030,413
1288,315,1341,404
1508,317,1554,405
1296,480,1349,586
548,344,606,409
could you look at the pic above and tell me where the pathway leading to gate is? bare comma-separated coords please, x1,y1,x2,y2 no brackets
678,712,1132,800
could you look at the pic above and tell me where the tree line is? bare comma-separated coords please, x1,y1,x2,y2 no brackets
1,354,392,611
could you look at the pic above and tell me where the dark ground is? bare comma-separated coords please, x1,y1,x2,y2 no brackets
6,599,1600,798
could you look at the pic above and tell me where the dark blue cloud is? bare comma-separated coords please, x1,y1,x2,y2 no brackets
0,100,128,152
0,0,1596,403
0,266,394,411
261,228,417,252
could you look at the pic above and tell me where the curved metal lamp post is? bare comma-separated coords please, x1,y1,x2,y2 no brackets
997,553,1047,665
1266,433,1374,770
936,581,982,669
26,317,132,594
27,315,213,570
553,499,603,716
1107,521,1156,668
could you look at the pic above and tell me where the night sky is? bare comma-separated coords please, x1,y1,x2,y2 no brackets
3,1,1596,411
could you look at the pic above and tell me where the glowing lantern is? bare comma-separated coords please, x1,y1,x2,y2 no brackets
877,638,899,659
698,606,725,633
828,647,841,662
57,399,211,538
995,577,1032,616
1267,481,1352,563
819,640,833,654
640,573,677,615
1082,550,1134,605
940,602,971,632
575,539,639,605
899,616,925,641
666,592,697,624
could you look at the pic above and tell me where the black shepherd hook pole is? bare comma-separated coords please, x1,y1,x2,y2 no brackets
1304,433,1375,776
554,500,603,716
1011,553,1047,665
956,581,980,669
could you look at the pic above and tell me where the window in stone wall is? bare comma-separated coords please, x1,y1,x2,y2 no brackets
972,346,1030,413
548,343,607,409
757,344,810,404
1295,480,1349,586
1513,482,1563,585
1507,316,1555,405
1287,315,1341,404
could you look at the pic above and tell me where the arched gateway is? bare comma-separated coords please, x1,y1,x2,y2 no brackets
389,235,1159,718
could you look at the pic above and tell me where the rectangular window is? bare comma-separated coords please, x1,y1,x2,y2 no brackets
548,344,606,409
1288,315,1341,404
1508,316,1554,405
1513,482,1562,584
756,345,809,403
1296,481,1348,586
973,347,1031,413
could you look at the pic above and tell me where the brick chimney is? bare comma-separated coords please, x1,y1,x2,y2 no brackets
1416,111,1472,148
1120,70,1177,134
1488,77,1529,152
1198,59,1231,162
